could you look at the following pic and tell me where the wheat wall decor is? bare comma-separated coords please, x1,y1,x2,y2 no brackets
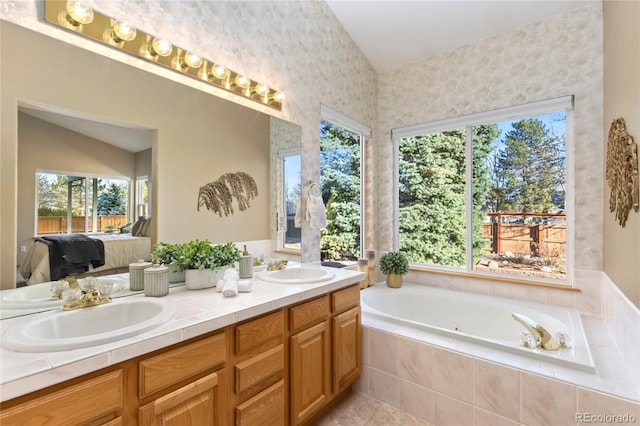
197,172,258,217
606,118,639,227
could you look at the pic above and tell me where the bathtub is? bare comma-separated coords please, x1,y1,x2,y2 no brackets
361,283,595,372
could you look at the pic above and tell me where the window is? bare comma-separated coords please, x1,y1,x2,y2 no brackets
319,105,371,267
36,171,130,235
393,97,571,282
279,149,301,250
136,176,150,217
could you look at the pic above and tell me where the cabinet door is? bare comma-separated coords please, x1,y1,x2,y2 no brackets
332,306,362,393
290,320,331,425
139,372,223,426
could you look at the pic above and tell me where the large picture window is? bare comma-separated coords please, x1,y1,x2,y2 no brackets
393,97,571,282
36,171,130,235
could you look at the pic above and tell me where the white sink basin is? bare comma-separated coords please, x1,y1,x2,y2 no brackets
2,298,176,352
0,277,126,310
257,266,334,284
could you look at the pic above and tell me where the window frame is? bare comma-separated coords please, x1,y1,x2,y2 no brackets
391,96,574,286
320,105,371,261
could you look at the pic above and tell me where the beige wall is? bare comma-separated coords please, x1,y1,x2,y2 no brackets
1,23,271,287
17,113,136,266
602,1,640,306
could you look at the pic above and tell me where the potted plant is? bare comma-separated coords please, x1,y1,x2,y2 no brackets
175,239,242,290
150,242,185,283
379,251,409,288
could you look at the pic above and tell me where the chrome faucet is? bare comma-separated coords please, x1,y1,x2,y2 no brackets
512,312,560,350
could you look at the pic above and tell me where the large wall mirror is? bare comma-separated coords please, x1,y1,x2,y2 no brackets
0,23,301,299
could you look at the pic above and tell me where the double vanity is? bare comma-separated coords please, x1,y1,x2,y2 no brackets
0,266,364,425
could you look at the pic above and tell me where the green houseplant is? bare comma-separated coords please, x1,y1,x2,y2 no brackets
379,251,409,288
150,242,185,283
175,240,242,290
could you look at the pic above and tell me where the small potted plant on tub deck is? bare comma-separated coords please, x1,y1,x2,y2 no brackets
174,239,242,290
379,251,409,288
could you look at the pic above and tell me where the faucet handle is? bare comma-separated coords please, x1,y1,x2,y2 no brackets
519,332,536,349
555,332,572,349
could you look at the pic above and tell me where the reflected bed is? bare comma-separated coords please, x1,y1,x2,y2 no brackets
20,234,150,285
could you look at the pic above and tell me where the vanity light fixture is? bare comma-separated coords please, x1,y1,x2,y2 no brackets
45,0,284,110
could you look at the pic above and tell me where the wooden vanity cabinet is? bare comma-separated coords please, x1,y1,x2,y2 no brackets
137,330,228,426
0,369,124,425
289,284,362,425
231,310,286,425
1,283,361,426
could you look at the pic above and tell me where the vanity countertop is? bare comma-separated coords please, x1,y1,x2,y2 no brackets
0,266,364,402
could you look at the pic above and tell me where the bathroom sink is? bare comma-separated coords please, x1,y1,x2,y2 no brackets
2,297,176,352
257,266,334,284
0,277,126,310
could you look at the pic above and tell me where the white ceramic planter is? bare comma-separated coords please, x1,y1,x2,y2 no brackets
184,266,229,290
168,264,186,283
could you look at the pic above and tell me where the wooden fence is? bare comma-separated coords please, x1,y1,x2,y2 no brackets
38,215,128,234
481,212,566,257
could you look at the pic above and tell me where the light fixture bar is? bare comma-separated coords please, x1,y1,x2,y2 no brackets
44,0,283,110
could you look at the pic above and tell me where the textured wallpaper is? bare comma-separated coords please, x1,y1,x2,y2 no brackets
0,0,378,263
376,4,604,271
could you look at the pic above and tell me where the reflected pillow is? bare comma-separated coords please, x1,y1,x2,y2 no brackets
131,216,145,236
138,217,151,237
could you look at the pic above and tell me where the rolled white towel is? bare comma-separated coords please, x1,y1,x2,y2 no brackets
223,268,239,280
222,278,238,297
237,279,252,293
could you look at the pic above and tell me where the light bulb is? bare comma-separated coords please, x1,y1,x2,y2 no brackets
66,1,94,25
212,65,228,80
184,51,203,69
151,37,172,57
235,75,250,89
273,92,285,103
256,84,269,96
113,21,137,42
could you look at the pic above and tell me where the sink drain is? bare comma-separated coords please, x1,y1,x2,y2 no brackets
453,325,461,332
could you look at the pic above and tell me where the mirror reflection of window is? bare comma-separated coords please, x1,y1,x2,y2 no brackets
136,176,150,218
36,171,130,235
279,149,301,251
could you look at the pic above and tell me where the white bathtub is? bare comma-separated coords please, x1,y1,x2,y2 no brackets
361,283,595,372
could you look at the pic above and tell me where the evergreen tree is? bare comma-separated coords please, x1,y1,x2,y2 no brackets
97,182,127,215
320,121,361,262
493,118,565,213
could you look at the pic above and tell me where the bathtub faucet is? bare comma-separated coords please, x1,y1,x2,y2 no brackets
512,313,560,350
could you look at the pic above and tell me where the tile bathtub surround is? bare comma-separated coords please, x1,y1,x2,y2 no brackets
358,325,640,426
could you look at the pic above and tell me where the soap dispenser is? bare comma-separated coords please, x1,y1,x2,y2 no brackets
239,245,253,278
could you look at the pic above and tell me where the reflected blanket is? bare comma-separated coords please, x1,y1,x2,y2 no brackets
38,234,105,280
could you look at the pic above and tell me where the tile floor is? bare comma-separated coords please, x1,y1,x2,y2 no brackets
314,391,431,425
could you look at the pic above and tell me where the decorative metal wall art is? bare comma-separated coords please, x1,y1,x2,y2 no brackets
198,172,258,217
606,118,639,227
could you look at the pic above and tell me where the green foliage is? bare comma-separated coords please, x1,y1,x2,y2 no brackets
37,206,68,217
98,183,127,215
379,251,409,275
489,118,565,213
320,121,361,261
150,242,181,265
173,240,241,271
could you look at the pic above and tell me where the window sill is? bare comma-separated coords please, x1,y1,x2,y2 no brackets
408,265,581,293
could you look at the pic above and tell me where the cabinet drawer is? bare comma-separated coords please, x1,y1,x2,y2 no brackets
0,370,122,425
289,295,329,332
139,332,226,398
236,380,285,426
235,344,284,397
331,284,360,313
235,311,284,356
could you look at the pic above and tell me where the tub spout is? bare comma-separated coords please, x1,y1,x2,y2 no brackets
512,313,559,350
